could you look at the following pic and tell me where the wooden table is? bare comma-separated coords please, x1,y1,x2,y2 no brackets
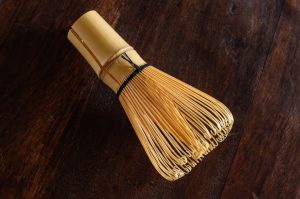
0,0,299,198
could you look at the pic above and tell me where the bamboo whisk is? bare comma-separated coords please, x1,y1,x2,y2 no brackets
68,10,234,181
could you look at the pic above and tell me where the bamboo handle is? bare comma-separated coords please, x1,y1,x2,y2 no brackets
68,10,147,93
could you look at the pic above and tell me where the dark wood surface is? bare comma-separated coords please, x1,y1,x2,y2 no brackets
0,0,299,198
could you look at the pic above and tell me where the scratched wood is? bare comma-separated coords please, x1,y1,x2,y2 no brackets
0,0,298,198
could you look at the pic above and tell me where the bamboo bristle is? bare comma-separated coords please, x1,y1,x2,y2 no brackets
119,66,233,181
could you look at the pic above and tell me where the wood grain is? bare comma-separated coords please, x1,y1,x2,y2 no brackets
0,0,298,198
222,0,300,198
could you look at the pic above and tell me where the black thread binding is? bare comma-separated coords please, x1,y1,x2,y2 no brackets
116,53,150,97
